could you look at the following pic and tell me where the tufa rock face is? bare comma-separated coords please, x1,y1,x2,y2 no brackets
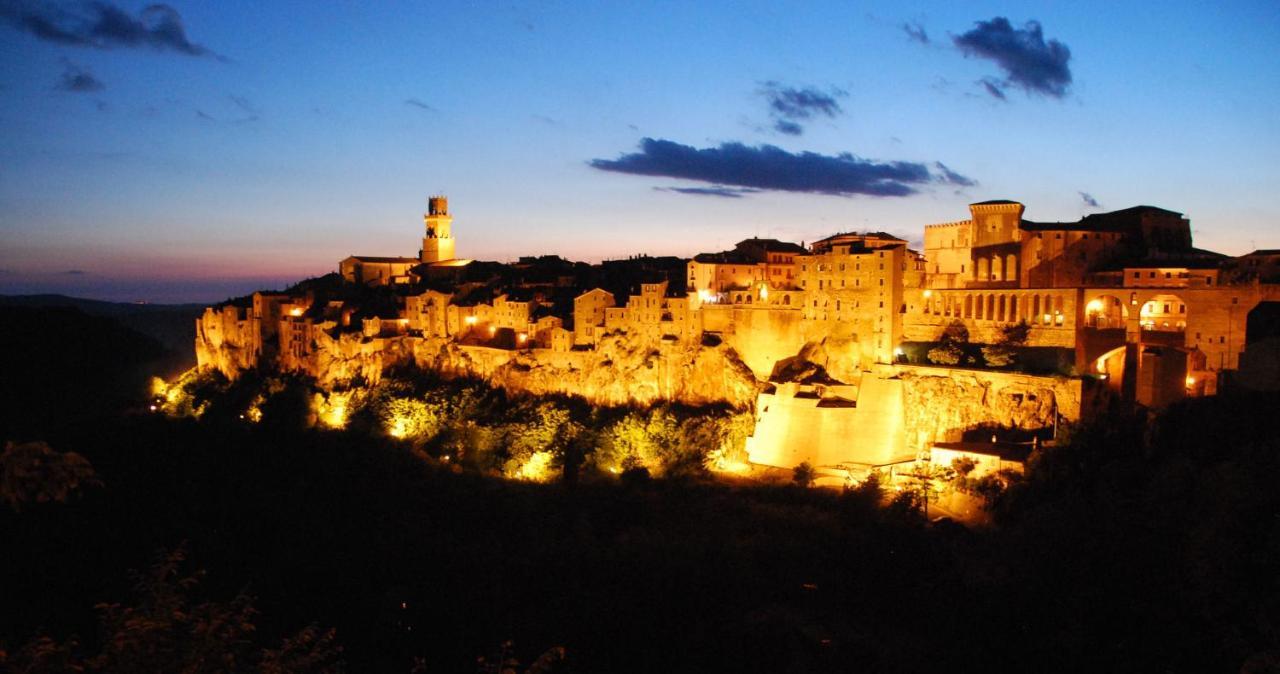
897,367,1082,450
197,316,760,408
483,332,761,408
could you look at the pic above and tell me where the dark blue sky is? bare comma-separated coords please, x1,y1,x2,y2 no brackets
2,1,1278,302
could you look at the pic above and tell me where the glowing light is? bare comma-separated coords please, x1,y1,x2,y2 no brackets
1096,357,1107,373
1086,299,1103,313
149,404,157,412
149,377,168,398
488,325,497,336
1186,376,1196,387
516,451,555,482
518,332,528,343
893,346,905,357
464,315,478,326
759,284,769,301
922,289,932,299
289,307,303,317
697,289,716,304
389,417,409,438
317,392,351,429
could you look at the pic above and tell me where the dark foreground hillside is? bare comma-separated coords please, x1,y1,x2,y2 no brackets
1,312,1279,672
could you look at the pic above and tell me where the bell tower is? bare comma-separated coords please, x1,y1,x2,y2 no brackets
420,195,455,263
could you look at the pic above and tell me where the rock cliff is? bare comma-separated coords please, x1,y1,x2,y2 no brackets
197,320,760,409
897,366,1082,450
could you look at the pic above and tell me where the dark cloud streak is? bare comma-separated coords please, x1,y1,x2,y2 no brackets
653,185,760,199
953,17,1072,98
56,59,102,92
0,0,218,57
1079,191,1101,208
404,98,434,111
902,21,928,44
758,81,845,136
591,138,974,198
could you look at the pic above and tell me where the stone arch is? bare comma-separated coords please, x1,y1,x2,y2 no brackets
1140,293,1187,332
1085,294,1129,329
977,257,990,282
1006,254,1018,283
991,255,1004,282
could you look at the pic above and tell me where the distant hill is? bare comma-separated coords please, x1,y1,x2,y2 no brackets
0,294,203,361
0,305,185,440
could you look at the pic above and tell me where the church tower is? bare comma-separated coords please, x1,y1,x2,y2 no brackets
419,196,455,263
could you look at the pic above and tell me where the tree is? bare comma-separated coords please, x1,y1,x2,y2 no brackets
0,440,99,512
792,462,816,488
981,321,1031,368
928,321,970,366
3,547,344,673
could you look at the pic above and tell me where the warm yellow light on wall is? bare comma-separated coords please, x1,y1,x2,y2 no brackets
759,285,769,301
489,325,497,336
922,289,932,298
1186,376,1196,387
289,308,303,317
1086,299,1103,313
517,332,528,343
464,315,477,326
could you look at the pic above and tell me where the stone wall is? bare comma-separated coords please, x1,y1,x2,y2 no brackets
196,315,760,408
895,365,1081,453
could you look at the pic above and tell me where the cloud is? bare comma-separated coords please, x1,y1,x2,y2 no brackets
902,21,928,44
952,17,1072,98
404,97,434,111
60,269,87,275
653,185,760,199
590,138,974,198
935,162,977,187
56,59,102,92
0,0,217,57
979,78,1007,101
229,95,257,116
1079,191,1101,208
773,119,802,136
758,81,846,136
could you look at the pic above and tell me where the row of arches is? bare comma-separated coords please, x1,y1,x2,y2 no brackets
924,291,1068,326
975,253,1019,283
1085,293,1188,332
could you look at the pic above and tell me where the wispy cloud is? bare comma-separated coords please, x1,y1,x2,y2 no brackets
653,185,760,199
590,138,974,198
0,0,219,58
60,269,87,275
902,21,928,44
1079,191,1101,208
979,78,1007,101
404,97,434,112
758,81,846,136
56,58,102,92
953,17,1072,99
935,162,976,187
229,95,258,116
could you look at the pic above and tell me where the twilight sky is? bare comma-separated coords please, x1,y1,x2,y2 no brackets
1,1,1278,302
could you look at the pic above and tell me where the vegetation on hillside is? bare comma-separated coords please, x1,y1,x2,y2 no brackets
3,306,1279,672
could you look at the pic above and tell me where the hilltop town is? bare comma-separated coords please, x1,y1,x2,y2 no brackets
194,196,1280,479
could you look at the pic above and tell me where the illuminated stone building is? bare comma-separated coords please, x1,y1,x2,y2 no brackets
196,194,1280,477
